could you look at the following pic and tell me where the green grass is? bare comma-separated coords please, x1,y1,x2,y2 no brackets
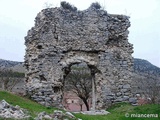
0,91,160,120
0,91,57,118
74,102,160,120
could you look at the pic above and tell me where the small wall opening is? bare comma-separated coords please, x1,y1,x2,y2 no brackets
37,45,42,49
53,86,60,93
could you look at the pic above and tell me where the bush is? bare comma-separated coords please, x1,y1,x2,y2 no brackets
90,2,101,9
61,1,77,11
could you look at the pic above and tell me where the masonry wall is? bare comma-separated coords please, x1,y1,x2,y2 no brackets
25,2,134,109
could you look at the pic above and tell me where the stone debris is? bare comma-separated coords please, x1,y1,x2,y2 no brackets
53,110,64,120
25,1,134,109
35,110,77,120
65,112,75,118
0,100,110,120
79,110,110,115
35,111,52,120
129,98,137,104
0,99,30,119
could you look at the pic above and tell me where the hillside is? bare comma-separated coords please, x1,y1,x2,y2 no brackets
0,59,21,68
0,58,159,76
134,58,160,76
0,59,25,73
0,91,57,119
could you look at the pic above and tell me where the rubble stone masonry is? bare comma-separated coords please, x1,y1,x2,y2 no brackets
25,2,134,109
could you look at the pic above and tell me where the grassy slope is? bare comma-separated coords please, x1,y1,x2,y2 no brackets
0,91,57,117
0,91,160,120
74,103,160,120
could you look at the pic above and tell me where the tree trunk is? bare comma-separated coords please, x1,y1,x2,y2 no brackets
80,104,83,111
82,99,89,111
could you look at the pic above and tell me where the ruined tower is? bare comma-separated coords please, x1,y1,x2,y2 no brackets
25,2,134,109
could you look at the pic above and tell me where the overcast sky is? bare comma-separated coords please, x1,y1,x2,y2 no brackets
0,0,160,67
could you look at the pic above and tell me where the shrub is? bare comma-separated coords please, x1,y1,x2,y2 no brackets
90,2,101,9
61,1,77,12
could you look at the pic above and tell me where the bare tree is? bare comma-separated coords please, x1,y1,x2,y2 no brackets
0,68,24,91
64,66,92,111
132,73,160,104
145,76,160,103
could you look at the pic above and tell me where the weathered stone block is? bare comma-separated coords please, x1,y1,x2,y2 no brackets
116,92,122,97
114,97,123,102
123,84,131,89
121,89,128,93
129,98,137,104
123,96,129,101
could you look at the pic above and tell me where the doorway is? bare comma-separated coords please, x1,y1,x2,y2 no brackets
62,62,97,111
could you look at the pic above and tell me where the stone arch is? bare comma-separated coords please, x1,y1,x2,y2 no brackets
60,55,102,110
60,54,100,76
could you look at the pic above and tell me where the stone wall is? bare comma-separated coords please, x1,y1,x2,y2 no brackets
25,2,134,109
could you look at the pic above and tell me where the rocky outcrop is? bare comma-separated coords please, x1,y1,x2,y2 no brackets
0,100,30,119
25,2,133,109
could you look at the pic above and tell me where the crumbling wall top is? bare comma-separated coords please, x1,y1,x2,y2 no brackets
25,2,130,52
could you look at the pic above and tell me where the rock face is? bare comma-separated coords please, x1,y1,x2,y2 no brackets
25,2,134,109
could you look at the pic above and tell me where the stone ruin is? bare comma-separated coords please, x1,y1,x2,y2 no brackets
0,100,30,119
24,2,134,110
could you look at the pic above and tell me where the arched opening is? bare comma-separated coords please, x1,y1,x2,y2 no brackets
62,62,99,112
